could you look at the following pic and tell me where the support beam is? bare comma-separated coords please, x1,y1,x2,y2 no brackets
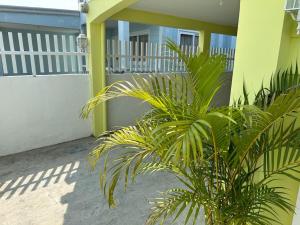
87,22,107,137
87,0,139,24
199,30,211,53
111,8,237,36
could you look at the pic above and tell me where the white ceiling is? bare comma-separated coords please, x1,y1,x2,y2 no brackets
130,0,240,27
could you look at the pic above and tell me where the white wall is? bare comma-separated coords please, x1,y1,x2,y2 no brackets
0,74,92,156
107,73,233,129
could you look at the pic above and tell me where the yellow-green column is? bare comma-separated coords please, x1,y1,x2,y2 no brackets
230,1,299,224
199,30,211,53
87,22,107,137
230,0,287,102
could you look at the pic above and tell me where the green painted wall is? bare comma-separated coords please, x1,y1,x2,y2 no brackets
230,0,286,102
278,16,300,70
230,1,300,224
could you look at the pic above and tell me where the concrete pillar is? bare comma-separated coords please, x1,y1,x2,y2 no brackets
118,20,129,71
199,30,211,53
87,22,107,136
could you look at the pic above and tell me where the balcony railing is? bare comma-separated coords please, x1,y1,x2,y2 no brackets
0,31,88,76
106,39,235,74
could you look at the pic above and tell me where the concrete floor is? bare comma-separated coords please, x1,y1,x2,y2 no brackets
0,137,185,225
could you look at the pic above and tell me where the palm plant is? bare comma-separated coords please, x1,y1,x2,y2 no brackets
82,41,300,225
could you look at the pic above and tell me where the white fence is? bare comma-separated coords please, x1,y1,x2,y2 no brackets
0,31,88,76
106,40,235,74
0,34,235,76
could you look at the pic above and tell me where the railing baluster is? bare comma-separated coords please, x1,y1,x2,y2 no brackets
69,36,76,73
135,41,138,72
61,35,68,73
150,42,153,72
162,44,166,73
0,32,8,74
8,32,18,74
167,45,170,72
125,40,129,73
129,41,133,73
141,42,144,73
45,34,53,73
106,39,111,74
18,33,27,74
53,35,61,73
180,45,184,72
112,39,116,73
145,42,149,72
118,40,121,73
36,34,45,73
27,33,36,76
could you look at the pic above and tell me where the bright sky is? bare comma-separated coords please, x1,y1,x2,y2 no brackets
0,0,79,10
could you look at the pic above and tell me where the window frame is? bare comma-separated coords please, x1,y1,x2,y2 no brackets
177,30,199,47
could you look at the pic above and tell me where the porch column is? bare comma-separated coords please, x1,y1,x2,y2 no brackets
87,22,107,137
199,30,211,53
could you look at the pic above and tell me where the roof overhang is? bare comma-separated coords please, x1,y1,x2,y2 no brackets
130,0,240,27
87,0,239,35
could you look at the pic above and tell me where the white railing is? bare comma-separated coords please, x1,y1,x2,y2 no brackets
210,47,235,72
106,40,235,74
0,31,88,76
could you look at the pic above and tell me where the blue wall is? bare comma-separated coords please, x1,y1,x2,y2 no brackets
211,33,236,49
161,27,179,44
129,23,161,43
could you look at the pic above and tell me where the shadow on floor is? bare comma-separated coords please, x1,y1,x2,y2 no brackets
0,137,187,225
61,142,183,225
0,138,94,200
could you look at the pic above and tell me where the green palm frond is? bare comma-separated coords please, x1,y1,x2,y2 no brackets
146,188,207,225
88,124,161,207
254,65,300,108
233,89,300,167
224,184,294,225
261,118,300,183
167,40,226,110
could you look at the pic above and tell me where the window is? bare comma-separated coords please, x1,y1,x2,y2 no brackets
130,33,149,58
180,34,193,46
179,31,199,49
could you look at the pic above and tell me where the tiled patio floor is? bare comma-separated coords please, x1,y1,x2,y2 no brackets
0,137,182,225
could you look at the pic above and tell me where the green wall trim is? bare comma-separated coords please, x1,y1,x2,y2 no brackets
87,0,139,24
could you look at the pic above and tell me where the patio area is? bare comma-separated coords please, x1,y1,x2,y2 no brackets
0,137,183,225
